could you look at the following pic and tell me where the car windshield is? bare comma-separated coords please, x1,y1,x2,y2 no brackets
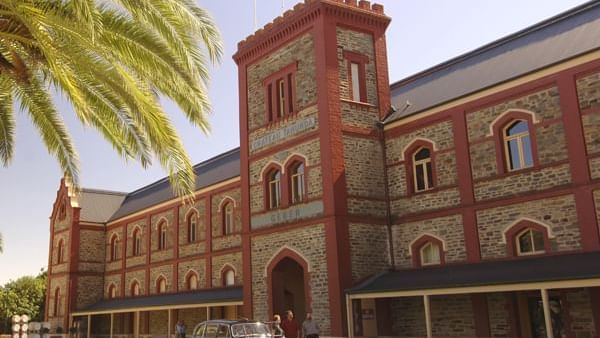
231,323,271,337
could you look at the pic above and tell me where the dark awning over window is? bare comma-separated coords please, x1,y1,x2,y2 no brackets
347,252,600,297
72,287,242,315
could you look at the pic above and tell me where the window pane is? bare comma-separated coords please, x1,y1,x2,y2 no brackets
225,270,235,286
522,135,533,167
519,231,533,253
287,73,294,114
426,162,433,189
415,163,426,191
278,79,285,116
351,63,360,101
507,120,528,136
532,230,544,251
507,139,522,170
414,148,430,161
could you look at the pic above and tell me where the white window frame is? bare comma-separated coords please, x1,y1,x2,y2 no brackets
503,120,533,171
516,228,545,256
420,242,441,266
413,147,433,192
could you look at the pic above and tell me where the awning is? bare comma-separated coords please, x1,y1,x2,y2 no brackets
346,251,600,299
72,287,242,316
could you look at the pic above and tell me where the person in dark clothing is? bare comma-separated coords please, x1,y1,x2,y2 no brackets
175,320,186,338
280,310,300,338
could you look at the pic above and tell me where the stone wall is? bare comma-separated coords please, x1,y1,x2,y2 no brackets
337,27,377,105
349,223,389,282
76,276,104,309
150,265,173,294
246,32,316,130
250,224,330,334
104,273,121,298
211,188,242,237
211,252,243,287
392,214,466,269
126,219,147,259
390,297,425,337
565,288,597,337
178,199,206,256
477,195,582,259
150,210,175,263
79,229,105,263
576,71,600,110
391,188,461,218
125,269,146,296
178,258,207,290
487,293,511,337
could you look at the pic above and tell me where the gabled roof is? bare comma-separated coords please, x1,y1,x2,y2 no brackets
108,148,240,222
385,0,600,123
78,189,127,223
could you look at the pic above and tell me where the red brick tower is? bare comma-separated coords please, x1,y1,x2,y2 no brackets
234,1,391,335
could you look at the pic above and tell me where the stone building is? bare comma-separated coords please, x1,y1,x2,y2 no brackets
45,1,600,337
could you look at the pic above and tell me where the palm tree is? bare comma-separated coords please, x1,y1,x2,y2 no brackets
0,0,223,197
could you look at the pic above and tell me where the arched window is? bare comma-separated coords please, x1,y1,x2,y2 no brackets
187,272,199,290
420,242,441,266
158,221,167,250
267,169,281,209
108,284,117,299
223,269,235,287
53,288,61,317
132,228,142,256
413,147,433,192
110,235,119,261
222,201,234,235
57,239,65,264
503,120,534,171
131,281,140,297
290,162,305,204
187,211,197,243
516,228,545,256
157,277,167,293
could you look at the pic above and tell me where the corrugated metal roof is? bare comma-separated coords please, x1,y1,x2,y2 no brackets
73,287,242,314
347,251,600,295
385,1,600,123
78,189,127,223
108,148,240,222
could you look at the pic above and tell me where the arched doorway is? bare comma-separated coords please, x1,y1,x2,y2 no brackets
271,257,307,320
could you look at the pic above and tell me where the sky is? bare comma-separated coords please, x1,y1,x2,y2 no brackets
0,0,590,284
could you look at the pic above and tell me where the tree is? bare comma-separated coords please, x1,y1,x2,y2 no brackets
0,0,223,197
0,232,3,253
0,270,47,333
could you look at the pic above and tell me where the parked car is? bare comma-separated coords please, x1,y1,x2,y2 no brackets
192,319,274,338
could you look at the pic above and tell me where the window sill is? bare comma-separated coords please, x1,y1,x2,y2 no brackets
340,98,376,108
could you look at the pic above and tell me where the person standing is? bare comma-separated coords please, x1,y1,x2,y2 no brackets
301,313,319,338
175,320,186,338
272,314,284,338
281,310,300,338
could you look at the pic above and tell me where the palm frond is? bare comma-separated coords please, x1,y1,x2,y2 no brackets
0,76,14,165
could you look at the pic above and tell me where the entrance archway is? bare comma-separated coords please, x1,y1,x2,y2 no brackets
270,256,308,321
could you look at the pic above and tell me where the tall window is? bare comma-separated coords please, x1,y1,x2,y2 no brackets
222,202,234,235
224,269,235,287
265,63,296,123
290,162,305,204
187,272,199,290
110,235,119,261
517,228,545,256
344,51,368,103
351,62,361,101
413,147,433,192
133,228,142,256
420,242,441,266
158,221,167,250
268,170,281,209
187,211,197,243
57,239,65,264
157,277,167,293
131,281,140,297
53,288,60,317
504,120,533,171
108,284,117,299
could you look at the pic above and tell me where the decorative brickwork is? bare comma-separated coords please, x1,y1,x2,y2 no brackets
392,214,466,269
150,265,173,294
477,195,582,259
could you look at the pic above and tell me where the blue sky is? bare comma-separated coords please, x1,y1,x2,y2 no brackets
0,0,589,284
